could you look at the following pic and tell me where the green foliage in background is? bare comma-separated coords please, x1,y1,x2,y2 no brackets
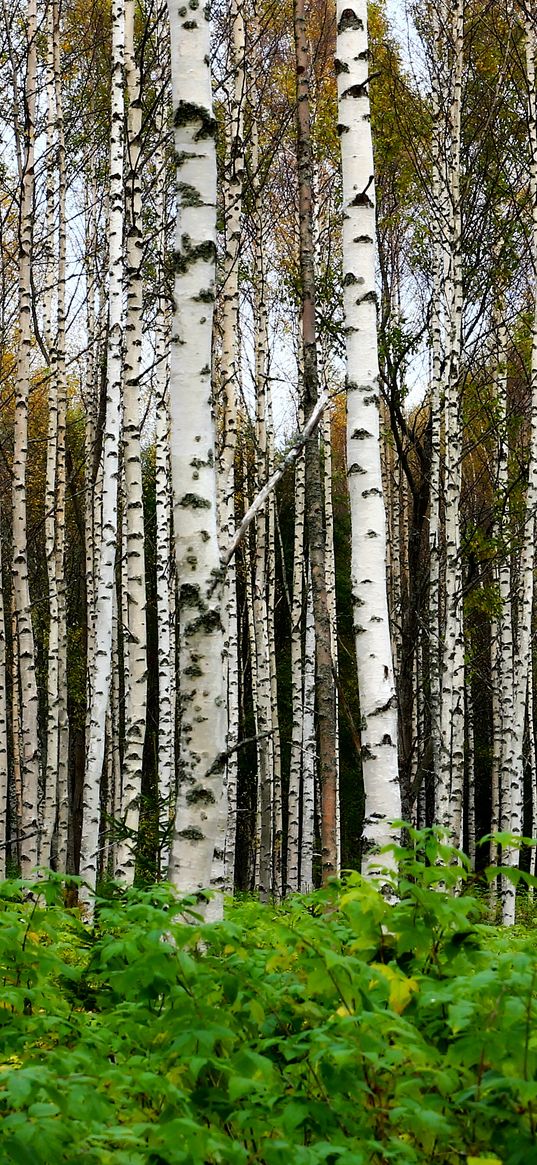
1,834,537,1164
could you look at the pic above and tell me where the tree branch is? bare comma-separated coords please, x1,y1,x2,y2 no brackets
221,389,330,568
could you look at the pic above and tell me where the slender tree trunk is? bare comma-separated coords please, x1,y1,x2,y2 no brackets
115,0,148,883
80,0,125,903
301,570,315,893
13,0,41,875
155,295,175,877
42,0,69,871
286,406,306,894
437,0,465,845
294,0,338,880
323,405,340,869
336,1,401,863
0,500,7,878
216,0,245,898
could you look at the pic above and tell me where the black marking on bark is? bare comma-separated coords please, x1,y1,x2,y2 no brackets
178,492,211,509
183,20,198,29
350,190,374,209
337,123,350,136
366,530,378,538
346,380,367,392
362,487,383,498
200,530,210,542
179,582,201,606
370,697,395,716
187,609,223,636
338,9,364,33
172,236,216,276
350,428,371,440
177,182,203,207
194,288,215,303
335,58,349,75
177,827,205,841
357,290,377,305
184,663,203,677
174,150,192,168
343,272,359,286
353,234,373,244
186,786,216,807
348,463,366,475
174,102,216,141
342,82,369,100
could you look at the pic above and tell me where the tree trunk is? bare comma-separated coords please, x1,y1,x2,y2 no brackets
166,0,227,900
336,0,401,864
80,0,125,904
294,0,338,881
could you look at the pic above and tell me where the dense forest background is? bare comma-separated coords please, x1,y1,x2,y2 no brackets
1,0,537,926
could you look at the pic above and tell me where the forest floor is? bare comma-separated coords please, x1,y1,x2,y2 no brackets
0,835,536,1165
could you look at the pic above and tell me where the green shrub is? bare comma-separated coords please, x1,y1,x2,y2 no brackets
0,832,536,1164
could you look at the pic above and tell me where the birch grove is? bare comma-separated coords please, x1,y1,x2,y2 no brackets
0,0,536,923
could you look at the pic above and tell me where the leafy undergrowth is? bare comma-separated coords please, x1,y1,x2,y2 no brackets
1,837,537,1164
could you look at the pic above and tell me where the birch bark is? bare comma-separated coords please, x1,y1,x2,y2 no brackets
503,12,537,922
286,402,306,894
166,0,227,898
80,0,125,901
0,501,7,878
115,0,148,883
13,0,41,874
294,0,338,880
438,0,465,846
217,0,245,895
336,1,401,861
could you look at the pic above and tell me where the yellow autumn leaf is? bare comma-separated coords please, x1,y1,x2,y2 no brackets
467,1158,502,1165
370,963,419,1013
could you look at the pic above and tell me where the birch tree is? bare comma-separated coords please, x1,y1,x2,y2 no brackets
166,0,227,899
80,0,126,901
12,0,41,874
115,0,148,883
336,0,401,861
294,0,338,881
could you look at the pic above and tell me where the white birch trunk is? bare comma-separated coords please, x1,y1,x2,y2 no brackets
0,500,7,878
336,1,401,863
166,0,227,899
13,0,41,875
286,403,306,894
301,571,315,893
323,404,340,869
42,0,69,871
115,0,148,883
155,296,175,877
503,15,537,922
80,0,125,903
212,0,245,901
437,0,465,846
267,388,283,898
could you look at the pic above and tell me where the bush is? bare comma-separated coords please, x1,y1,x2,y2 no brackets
0,833,536,1163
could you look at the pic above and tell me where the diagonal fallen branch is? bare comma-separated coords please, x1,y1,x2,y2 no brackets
221,389,330,569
